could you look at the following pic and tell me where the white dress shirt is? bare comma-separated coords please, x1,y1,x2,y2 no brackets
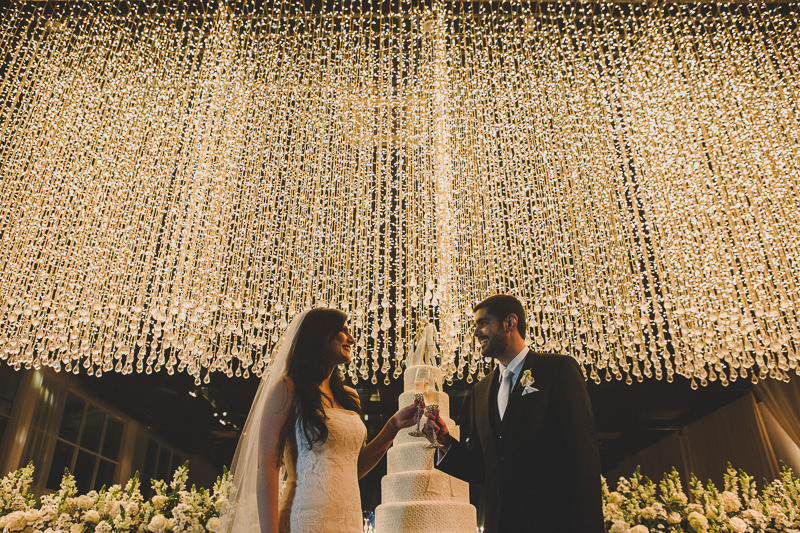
436,345,529,461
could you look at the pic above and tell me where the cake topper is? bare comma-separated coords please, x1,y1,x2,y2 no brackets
409,323,439,367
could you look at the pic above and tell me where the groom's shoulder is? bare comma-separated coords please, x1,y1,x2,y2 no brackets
527,351,579,370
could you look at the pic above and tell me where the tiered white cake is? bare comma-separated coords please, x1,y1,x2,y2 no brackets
374,326,477,533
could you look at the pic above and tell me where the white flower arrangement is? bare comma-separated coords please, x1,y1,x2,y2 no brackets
2,461,799,532
601,463,800,533
0,463,231,533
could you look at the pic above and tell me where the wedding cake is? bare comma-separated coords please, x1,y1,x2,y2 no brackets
374,325,477,533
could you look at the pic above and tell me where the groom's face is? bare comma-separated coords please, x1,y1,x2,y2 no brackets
473,308,510,359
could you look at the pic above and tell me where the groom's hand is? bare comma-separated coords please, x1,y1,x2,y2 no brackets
423,411,451,449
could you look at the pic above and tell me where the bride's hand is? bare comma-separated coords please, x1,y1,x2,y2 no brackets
391,402,420,431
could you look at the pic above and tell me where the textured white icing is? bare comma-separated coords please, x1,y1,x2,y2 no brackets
386,442,434,473
375,362,477,533
374,502,477,533
381,470,470,503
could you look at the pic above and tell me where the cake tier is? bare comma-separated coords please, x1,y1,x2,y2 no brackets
403,365,443,391
399,391,450,419
394,418,459,446
387,441,433,473
381,470,470,503
375,502,477,533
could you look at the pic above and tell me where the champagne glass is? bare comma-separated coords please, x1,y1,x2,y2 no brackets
408,377,426,437
424,379,444,448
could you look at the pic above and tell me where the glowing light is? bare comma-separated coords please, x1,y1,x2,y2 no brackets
0,1,798,387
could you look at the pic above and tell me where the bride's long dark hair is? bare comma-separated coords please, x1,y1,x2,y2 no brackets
287,308,361,447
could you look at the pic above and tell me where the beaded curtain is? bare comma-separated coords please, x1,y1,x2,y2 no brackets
0,0,798,387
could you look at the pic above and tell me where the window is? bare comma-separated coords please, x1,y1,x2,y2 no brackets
47,393,124,492
0,365,21,446
142,438,183,497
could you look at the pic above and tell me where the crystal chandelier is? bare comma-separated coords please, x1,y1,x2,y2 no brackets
0,0,798,388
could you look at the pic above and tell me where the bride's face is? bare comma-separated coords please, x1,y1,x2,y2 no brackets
329,324,355,365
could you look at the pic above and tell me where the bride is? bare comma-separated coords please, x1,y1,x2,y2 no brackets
222,308,419,532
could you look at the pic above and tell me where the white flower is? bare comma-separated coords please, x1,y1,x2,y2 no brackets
687,511,709,533
76,494,94,510
721,491,742,514
126,501,140,515
630,526,650,533
609,519,628,533
728,517,747,533
214,497,228,514
675,492,688,506
95,521,113,533
2,511,26,532
83,509,100,523
69,524,83,533
148,514,168,532
152,495,168,509
686,504,703,515
667,512,682,524
641,506,658,520
608,491,626,506
206,517,222,532
604,503,624,520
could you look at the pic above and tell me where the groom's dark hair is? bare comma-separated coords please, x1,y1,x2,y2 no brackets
473,295,527,339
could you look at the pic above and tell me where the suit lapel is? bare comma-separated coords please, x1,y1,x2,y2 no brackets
500,350,534,433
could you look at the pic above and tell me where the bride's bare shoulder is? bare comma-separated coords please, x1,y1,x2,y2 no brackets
265,376,296,414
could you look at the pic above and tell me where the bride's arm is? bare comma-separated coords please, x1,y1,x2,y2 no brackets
356,389,418,479
257,376,294,533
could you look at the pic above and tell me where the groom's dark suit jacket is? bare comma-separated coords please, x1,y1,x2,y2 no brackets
436,351,603,533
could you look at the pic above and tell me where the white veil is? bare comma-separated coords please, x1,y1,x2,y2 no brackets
221,310,309,533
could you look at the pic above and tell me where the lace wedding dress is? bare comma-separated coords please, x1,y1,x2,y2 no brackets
278,408,367,532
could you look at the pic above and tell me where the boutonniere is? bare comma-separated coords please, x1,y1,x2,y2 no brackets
520,369,538,395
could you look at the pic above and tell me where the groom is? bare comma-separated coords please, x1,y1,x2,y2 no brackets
425,295,603,533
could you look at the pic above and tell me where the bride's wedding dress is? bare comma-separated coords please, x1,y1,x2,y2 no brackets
279,408,367,532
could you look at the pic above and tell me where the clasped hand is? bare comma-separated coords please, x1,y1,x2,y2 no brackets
422,408,450,447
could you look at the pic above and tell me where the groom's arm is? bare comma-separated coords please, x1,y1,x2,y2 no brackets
556,356,604,533
434,389,485,486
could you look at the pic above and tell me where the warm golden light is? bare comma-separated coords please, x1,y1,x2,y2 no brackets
0,1,797,387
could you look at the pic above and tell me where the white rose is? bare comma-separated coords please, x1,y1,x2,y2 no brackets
721,491,742,514
686,504,703,515
108,501,122,519
126,501,140,515
729,517,747,533
675,492,688,506
640,506,658,520
24,509,40,522
152,495,168,509
83,509,100,523
70,524,83,533
76,495,94,510
668,512,682,524
206,517,222,532
688,511,709,533
608,491,626,506
214,497,228,514
630,526,650,533
148,514,168,532
609,520,628,533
